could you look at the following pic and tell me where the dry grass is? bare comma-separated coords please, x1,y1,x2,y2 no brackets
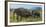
10,15,42,23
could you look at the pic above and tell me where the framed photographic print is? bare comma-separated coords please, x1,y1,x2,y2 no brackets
5,1,45,26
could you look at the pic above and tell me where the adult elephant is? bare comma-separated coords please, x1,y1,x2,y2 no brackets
13,8,32,22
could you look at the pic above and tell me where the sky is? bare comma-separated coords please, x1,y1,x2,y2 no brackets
10,3,42,10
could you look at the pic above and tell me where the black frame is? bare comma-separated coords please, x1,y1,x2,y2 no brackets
5,1,45,26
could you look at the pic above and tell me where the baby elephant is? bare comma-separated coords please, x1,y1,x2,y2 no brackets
32,12,40,18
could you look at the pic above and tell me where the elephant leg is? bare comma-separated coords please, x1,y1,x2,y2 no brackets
17,15,19,22
20,16,22,21
34,16,35,18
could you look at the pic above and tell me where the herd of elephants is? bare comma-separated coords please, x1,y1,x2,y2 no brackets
10,8,41,22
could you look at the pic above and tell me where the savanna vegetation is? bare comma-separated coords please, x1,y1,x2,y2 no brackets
10,7,42,23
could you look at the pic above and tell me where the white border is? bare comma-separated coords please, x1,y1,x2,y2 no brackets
8,2,44,25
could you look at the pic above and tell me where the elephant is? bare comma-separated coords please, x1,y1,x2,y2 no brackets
13,8,32,22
